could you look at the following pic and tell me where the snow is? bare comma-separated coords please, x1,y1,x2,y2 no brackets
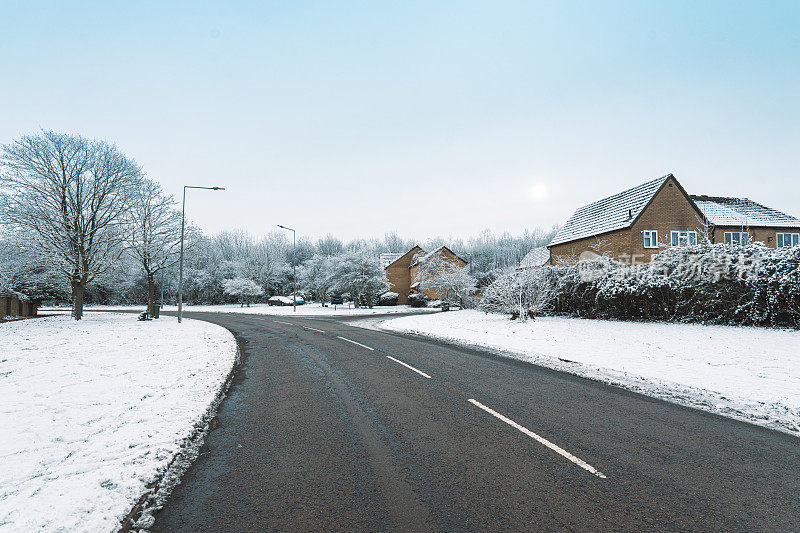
377,310,800,436
43,303,438,317
0,312,237,532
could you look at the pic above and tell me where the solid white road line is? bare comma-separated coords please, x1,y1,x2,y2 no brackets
336,336,375,350
303,326,325,333
467,399,607,479
385,355,432,379
273,320,294,325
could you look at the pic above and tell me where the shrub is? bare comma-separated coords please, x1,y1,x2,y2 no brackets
408,293,429,307
378,291,399,306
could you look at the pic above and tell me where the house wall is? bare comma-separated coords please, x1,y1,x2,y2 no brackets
630,177,707,262
712,226,800,248
548,228,632,265
549,176,707,265
385,246,424,305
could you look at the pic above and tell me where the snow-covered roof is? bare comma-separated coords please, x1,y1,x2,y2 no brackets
379,252,405,269
518,247,550,269
549,174,672,246
409,246,468,267
690,196,800,228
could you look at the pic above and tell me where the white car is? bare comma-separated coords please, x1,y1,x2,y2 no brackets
267,295,305,306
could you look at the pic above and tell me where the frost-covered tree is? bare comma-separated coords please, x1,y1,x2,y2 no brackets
298,254,334,305
416,252,476,307
329,249,388,307
222,277,264,307
0,230,68,302
0,131,141,319
316,234,344,257
127,178,182,315
480,267,556,320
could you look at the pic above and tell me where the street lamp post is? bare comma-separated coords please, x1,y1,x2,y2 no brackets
277,224,297,312
178,185,225,323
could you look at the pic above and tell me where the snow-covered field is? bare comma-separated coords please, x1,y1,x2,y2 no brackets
377,311,800,436
43,302,437,317
0,313,237,532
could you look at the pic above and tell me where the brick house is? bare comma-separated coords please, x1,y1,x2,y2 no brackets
384,246,468,304
548,174,800,265
383,246,425,305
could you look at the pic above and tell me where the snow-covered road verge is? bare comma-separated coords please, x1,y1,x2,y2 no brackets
0,313,237,532
43,303,437,317
377,311,800,436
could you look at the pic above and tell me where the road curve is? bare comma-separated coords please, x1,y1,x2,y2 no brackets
151,312,800,532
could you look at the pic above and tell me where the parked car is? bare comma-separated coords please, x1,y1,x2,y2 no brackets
268,295,305,306
268,296,294,306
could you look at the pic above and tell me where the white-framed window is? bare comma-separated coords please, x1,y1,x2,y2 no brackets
777,232,800,248
643,230,658,249
724,231,750,246
670,230,697,247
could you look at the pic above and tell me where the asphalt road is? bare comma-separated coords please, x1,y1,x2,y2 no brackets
151,311,800,532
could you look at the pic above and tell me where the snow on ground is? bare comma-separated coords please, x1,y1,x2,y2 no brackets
43,302,437,317
0,313,237,532
377,310,800,436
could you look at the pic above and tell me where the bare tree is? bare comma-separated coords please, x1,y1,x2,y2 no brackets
0,131,141,319
128,178,182,315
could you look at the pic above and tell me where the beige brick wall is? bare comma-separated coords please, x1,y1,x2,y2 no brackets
548,228,631,264
385,246,424,305
631,176,707,263
713,226,800,248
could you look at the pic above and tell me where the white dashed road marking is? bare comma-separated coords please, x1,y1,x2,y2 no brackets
303,326,325,333
385,356,432,379
337,336,375,350
468,399,607,479
273,320,294,325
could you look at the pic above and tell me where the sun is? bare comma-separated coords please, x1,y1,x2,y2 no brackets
529,181,549,202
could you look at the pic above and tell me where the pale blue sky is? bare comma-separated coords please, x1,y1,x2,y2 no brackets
2,1,798,241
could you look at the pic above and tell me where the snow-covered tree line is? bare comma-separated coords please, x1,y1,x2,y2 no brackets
480,243,800,328
0,131,557,314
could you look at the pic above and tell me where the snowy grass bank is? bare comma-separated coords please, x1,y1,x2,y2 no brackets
43,302,437,317
378,311,800,436
0,313,237,532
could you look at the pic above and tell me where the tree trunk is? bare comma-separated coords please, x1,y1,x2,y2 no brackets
147,272,155,316
72,281,85,320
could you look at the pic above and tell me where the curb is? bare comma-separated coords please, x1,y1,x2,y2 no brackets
119,338,244,532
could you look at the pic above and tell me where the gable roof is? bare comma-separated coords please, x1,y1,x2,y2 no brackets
383,245,424,270
410,246,468,267
549,174,673,246
518,247,550,269
690,196,800,228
